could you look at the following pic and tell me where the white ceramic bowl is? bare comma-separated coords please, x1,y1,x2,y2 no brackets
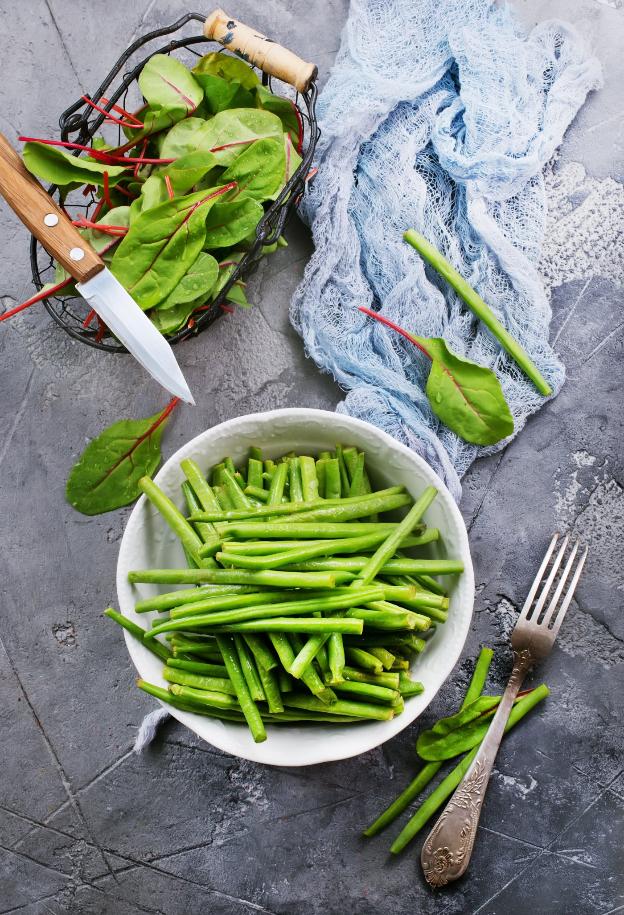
117,408,474,766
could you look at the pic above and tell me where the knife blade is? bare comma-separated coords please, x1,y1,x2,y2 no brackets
0,132,195,404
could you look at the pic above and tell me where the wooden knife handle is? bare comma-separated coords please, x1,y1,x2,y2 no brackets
204,9,317,93
0,133,104,283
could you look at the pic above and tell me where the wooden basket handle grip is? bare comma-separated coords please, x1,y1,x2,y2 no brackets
0,133,103,283
204,9,317,93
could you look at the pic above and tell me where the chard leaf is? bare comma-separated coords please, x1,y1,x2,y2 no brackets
283,133,302,183
110,187,230,310
138,54,203,114
255,84,302,151
150,298,202,334
221,137,285,202
65,400,178,515
54,207,130,285
122,104,186,145
135,152,219,215
157,252,219,309
192,52,260,90
160,108,284,166
203,196,264,248
22,142,127,187
198,76,255,115
417,337,515,446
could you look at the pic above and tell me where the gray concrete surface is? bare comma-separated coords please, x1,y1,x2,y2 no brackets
0,1,622,913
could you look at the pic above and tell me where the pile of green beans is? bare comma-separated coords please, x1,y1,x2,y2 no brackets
106,444,465,743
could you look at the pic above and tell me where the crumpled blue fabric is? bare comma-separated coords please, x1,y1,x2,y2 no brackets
291,0,602,500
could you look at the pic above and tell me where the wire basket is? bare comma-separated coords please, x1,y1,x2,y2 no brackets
29,12,319,352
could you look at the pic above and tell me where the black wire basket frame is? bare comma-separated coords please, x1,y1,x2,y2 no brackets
29,12,319,352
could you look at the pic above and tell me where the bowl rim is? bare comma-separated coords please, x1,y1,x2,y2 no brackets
116,407,474,766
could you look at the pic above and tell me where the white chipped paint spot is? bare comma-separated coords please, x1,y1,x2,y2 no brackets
496,772,538,798
540,159,624,291
572,450,597,468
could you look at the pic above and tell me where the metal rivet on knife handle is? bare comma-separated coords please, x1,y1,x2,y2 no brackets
0,130,105,284
43,213,59,227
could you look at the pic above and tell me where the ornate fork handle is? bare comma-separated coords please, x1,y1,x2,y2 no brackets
421,648,534,887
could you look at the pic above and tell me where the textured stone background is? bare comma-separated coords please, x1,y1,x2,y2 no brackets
0,1,622,913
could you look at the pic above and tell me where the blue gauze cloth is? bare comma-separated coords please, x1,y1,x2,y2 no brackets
291,0,602,500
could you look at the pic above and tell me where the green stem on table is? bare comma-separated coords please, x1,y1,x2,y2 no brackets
390,685,550,853
403,229,552,396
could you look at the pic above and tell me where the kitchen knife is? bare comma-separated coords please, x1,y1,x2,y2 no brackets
0,132,195,405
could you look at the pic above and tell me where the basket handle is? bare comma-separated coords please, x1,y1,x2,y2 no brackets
0,132,104,283
203,9,317,93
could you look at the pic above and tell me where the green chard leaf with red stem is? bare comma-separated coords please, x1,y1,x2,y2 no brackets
359,307,514,446
65,398,180,515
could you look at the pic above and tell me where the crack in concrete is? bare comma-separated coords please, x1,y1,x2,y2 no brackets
583,319,624,363
43,0,83,90
466,449,507,534
0,635,119,887
0,367,35,468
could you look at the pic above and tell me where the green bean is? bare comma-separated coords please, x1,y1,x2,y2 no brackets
188,487,406,521
390,685,550,853
316,641,331,679
169,682,241,712
219,521,408,540
103,608,171,663
335,445,351,496
374,586,448,611
247,457,264,490
166,658,228,677
169,636,221,659
413,573,447,596
263,459,276,481
244,484,269,503
159,586,384,631
249,446,263,462
352,487,437,586
278,555,460,576
335,680,400,705
267,461,288,505
299,456,319,502
242,634,278,671
214,617,364,635
168,591,293,620
137,679,246,721
348,453,366,497
342,666,400,689
182,482,220,560
224,457,237,477
211,463,226,486
315,458,327,498
285,694,394,721
129,568,339,587
134,584,266,614
364,601,431,632
214,484,234,510
345,647,383,674
404,229,552,395
363,647,494,837
163,666,236,695
290,633,330,678
138,476,209,568
398,673,425,698
346,607,415,630
269,633,335,703
216,533,396,571
288,457,304,502
234,635,265,702
324,458,341,500
365,646,396,670
327,632,345,685
180,459,220,511
256,662,283,713
221,467,253,510
280,491,411,524
389,658,410,670
278,668,294,693
216,635,266,742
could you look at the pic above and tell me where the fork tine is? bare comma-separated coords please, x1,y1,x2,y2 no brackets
550,545,588,637
518,533,559,621
530,534,569,623
541,540,579,629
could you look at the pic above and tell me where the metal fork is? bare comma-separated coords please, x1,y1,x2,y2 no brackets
421,533,588,887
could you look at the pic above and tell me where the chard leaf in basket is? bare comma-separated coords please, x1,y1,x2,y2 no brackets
65,399,179,515
283,133,303,183
160,109,284,166
255,84,303,152
138,53,203,115
54,207,131,286
134,152,219,216
110,187,230,310
203,196,264,249
192,52,260,90
158,252,219,310
198,76,256,115
222,137,285,202
122,104,186,145
22,142,127,187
